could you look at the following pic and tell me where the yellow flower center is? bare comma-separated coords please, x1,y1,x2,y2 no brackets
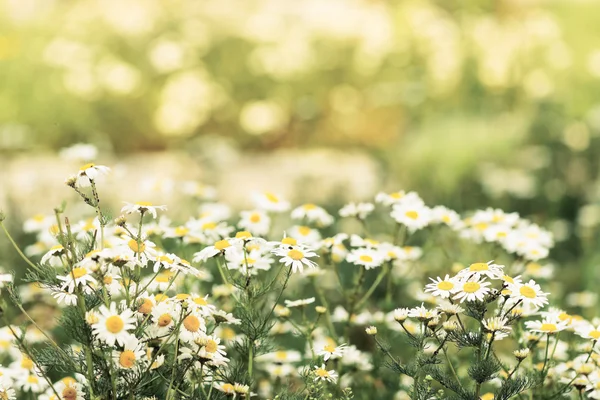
462,282,480,293
157,255,174,264
235,231,252,239
281,237,297,245
85,249,101,258
70,267,87,279
324,344,336,353
303,203,317,210
437,281,454,291
590,330,600,340
27,375,39,383
206,339,218,353
214,240,230,251
62,377,76,386
183,315,201,332
158,314,173,327
249,213,261,223
103,276,113,285
135,201,153,206
359,255,373,263
442,215,451,223
105,316,125,333
265,192,279,203
221,383,235,392
288,249,304,260
119,350,136,368
540,323,557,332
175,293,190,301
193,297,208,306
79,163,95,171
275,351,287,360
138,298,153,314
51,244,64,251
519,286,536,299
201,222,216,230
469,263,489,272
128,240,146,253
62,387,78,400
298,226,311,236
246,258,256,265
405,211,418,220
21,356,34,369
175,226,189,236
502,275,514,283
315,368,329,377
33,214,45,222
481,393,494,400
155,293,168,303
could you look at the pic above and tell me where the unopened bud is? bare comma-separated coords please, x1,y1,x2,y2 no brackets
365,326,377,336
315,306,326,314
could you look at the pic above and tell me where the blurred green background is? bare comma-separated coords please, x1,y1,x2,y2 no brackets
2,0,600,295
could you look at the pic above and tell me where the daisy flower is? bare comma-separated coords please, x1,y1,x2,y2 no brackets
453,278,491,303
41,245,66,266
431,206,461,228
288,225,322,246
193,239,239,262
238,210,271,236
408,304,438,320
339,202,374,219
525,318,568,334
391,201,431,232
456,261,503,280
52,289,78,306
575,323,600,341
291,204,334,227
317,343,346,361
92,303,136,346
113,336,145,370
179,311,206,342
75,163,110,187
483,317,511,334
346,248,384,270
213,382,236,396
375,190,410,206
424,275,458,299
285,297,316,308
0,385,16,400
121,201,167,219
253,191,290,213
313,364,338,383
151,301,180,335
57,266,97,294
272,245,318,274
507,279,549,308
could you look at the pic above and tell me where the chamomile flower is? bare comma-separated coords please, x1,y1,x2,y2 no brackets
483,317,511,335
52,289,78,306
424,275,458,299
113,336,145,370
179,311,206,342
285,297,316,308
253,192,290,213
272,246,318,274
238,210,271,236
75,163,110,187
57,266,97,294
288,225,322,246
575,323,600,341
508,279,549,308
525,318,568,334
92,303,136,346
391,201,432,232
457,261,503,280
316,343,346,361
431,206,461,227
151,301,179,335
193,239,240,262
40,245,66,266
121,201,167,219
453,278,491,303
313,364,338,383
0,385,15,400
346,248,384,270
213,382,236,396
291,204,334,227
339,202,374,219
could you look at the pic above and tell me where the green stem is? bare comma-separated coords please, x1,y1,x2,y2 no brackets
0,221,42,272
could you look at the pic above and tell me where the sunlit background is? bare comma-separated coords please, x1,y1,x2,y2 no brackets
2,0,600,298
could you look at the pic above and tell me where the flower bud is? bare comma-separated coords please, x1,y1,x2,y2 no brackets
365,326,377,336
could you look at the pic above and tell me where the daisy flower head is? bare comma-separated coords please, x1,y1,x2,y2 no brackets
272,245,318,274
431,206,461,228
57,266,97,294
346,248,384,270
424,275,458,299
285,297,315,308
0,385,15,400
525,317,568,334
288,225,322,246
75,163,110,187
457,261,503,280
238,210,271,236
213,382,236,396
453,277,491,303
507,279,549,309
390,200,431,232
253,191,290,213
113,336,145,370
121,201,167,219
575,323,600,341
92,303,136,346
313,364,338,383
291,204,334,227
179,311,207,342
339,202,374,220
40,244,67,266
193,239,240,262
316,343,346,361
483,317,512,334
408,304,438,321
